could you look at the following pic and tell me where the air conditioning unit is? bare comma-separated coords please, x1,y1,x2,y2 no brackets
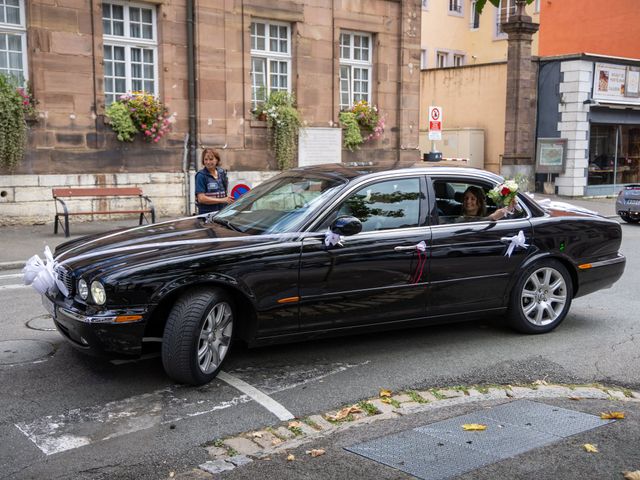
419,128,485,169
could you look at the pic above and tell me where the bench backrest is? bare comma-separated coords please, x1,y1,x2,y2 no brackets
53,187,143,198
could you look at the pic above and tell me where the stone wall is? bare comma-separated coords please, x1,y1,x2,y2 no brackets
0,0,421,224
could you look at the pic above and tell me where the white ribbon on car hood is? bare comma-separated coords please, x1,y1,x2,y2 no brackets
501,230,529,258
536,198,599,216
23,246,69,296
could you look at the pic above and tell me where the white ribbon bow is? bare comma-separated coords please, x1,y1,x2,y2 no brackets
501,230,529,257
23,246,68,296
324,228,343,248
416,241,427,252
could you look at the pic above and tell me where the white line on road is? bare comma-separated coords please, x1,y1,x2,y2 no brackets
0,273,23,279
217,371,295,421
0,284,28,291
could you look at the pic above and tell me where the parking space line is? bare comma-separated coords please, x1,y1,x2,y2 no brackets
218,371,295,421
0,284,29,291
0,273,23,279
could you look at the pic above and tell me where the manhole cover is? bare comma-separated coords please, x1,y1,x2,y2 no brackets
346,400,614,480
26,314,56,332
0,340,55,365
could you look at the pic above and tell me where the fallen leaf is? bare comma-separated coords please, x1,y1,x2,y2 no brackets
252,431,264,438
287,454,295,462
380,397,392,404
568,396,581,401
325,405,363,421
505,390,514,398
533,379,548,386
306,449,326,457
379,389,392,398
623,471,640,480
462,424,487,431
272,438,283,446
288,421,303,429
600,411,625,420
583,443,599,453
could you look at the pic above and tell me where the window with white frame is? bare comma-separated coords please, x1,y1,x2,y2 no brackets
534,0,540,13
102,1,158,105
495,0,517,37
339,31,372,110
448,0,463,15
420,49,428,69
250,20,291,109
470,0,480,29
0,0,27,85
453,54,464,67
436,51,448,68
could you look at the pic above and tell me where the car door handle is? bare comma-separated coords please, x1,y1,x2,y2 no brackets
394,245,417,252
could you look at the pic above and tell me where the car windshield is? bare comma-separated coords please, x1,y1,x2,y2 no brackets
214,173,347,234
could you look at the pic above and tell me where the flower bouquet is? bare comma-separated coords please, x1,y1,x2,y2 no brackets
487,179,519,208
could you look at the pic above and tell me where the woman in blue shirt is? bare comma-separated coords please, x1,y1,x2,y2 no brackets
195,149,232,214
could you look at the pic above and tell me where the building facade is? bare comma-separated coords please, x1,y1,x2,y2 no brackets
0,0,421,224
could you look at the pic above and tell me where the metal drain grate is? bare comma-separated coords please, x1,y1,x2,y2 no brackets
345,400,614,480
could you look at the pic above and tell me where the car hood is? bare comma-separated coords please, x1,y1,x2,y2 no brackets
54,216,298,277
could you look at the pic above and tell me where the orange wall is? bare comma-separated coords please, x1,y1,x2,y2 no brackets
539,0,640,58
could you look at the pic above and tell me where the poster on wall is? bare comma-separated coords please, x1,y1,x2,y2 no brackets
536,138,567,174
626,67,640,98
593,63,640,103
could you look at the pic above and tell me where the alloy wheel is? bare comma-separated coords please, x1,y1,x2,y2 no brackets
520,266,567,327
197,301,233,374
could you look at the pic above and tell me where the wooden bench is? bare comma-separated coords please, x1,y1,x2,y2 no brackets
52,187,155,237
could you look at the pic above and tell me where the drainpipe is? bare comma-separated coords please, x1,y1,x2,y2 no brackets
186,0,197,214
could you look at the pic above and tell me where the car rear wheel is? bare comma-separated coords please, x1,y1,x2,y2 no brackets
162,287,234,385
507,259,572,334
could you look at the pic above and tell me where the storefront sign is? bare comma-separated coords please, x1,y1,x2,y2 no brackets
593,63,640,103
536,138,567,174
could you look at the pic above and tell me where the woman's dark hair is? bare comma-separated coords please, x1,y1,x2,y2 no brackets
201,148,221,167
463,186,487,217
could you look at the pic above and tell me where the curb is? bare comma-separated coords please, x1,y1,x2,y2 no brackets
184,383,640,478
0,261,25,271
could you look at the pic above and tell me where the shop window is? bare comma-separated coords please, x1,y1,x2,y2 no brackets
250,20,291,109
0,0,27,85
588,125,640,187
102,1,158,105
339,31,372,109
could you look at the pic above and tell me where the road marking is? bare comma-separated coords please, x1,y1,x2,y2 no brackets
14,361,368,455
0,273,23,279
217,371,295,421
0,284,29,291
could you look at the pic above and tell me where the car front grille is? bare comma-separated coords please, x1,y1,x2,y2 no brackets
56,266,74,297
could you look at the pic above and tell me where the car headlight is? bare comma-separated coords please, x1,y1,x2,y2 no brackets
90,281,106,305
78,279,88,300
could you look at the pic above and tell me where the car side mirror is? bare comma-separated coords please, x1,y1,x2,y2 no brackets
330,215,362,236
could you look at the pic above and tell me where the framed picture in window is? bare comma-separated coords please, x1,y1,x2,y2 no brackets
536,138,567,174
626,67,640,98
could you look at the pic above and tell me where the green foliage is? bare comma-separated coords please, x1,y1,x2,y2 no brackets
105,102,137,142
105,92,174,143
357,401,381,416
260,91,301,170
338,111,363,151
0,74,27,170
474,0,534,14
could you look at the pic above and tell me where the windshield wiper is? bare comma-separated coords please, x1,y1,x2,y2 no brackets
212,217,242,232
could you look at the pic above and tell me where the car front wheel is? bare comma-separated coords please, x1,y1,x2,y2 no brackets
162,287,234,385
508,259,572,334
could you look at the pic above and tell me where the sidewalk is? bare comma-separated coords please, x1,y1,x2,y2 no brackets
0,194,619,270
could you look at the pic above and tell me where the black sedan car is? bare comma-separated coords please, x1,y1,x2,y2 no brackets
42,165,626,385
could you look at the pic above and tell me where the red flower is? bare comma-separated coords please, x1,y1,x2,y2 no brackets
501,186,511,196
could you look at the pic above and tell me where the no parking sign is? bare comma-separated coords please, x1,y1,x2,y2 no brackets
230,184,250,199
428,106,443,141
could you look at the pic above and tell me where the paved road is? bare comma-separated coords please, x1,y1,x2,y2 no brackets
0,222,638,479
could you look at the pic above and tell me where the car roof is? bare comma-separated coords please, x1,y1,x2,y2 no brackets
289,163,504,184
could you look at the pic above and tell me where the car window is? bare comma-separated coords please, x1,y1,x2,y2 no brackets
215,175,345,234
432,179,527,225
319,178,423,232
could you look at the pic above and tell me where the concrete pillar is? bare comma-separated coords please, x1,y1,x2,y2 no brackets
500,0,539,188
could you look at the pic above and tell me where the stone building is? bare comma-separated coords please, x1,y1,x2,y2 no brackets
0,0,421,224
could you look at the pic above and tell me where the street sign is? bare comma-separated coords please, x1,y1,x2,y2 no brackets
428,106,442,141
231,184,250,199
